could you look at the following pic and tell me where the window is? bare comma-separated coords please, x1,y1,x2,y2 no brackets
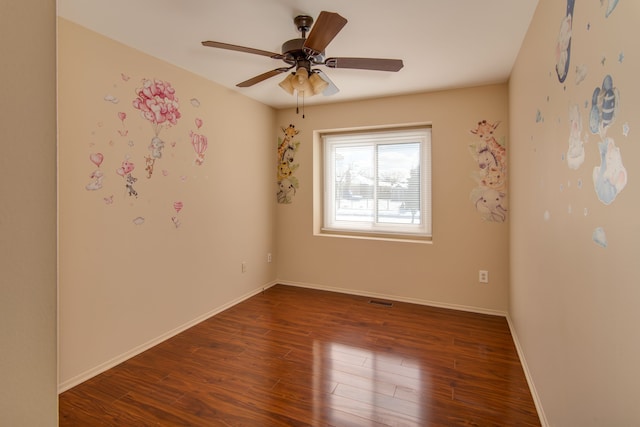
321,126,431,239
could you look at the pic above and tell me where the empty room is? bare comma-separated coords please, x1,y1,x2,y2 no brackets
3,0,640,426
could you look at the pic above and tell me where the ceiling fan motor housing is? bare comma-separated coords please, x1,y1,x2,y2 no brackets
281,38,325,68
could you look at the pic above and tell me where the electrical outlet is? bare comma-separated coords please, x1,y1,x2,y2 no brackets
241,262,247,273
267,253,272,263
479,270,489,283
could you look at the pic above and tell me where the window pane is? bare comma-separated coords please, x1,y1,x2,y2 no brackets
377,143,421,225
334,145,374,223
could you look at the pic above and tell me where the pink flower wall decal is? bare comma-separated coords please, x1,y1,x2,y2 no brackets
132,78,181,135
132,78,181,178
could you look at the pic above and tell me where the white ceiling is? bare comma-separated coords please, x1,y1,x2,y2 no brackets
58,0,539,109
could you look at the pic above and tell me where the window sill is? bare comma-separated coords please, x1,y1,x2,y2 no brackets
317,228,432,244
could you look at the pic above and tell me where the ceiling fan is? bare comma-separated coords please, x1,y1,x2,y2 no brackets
201,11,404,98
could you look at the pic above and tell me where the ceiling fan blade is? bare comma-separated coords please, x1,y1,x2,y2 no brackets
236,68,290,87
315,70,340,96
303,11,347,56
324,57,404,72
202,40,283,59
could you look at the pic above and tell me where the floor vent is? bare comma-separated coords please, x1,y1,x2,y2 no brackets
369,299,393,307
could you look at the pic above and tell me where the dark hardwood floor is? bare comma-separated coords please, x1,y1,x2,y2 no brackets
59,284,541,426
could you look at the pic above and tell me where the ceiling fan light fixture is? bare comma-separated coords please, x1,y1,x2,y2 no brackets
279,67,315,97
292,67,311,94
295,67,309,85
278,73,295,95
309,72,329,95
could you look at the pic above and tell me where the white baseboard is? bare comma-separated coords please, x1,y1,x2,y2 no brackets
58,281,278,393
505,314,549,427
276,280,508,317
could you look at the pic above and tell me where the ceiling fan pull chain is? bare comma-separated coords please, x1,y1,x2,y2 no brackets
294,92,305,118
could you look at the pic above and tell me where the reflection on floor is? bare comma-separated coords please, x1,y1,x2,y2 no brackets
59,284,541,426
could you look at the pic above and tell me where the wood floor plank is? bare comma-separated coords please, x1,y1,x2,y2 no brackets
59,284,541,426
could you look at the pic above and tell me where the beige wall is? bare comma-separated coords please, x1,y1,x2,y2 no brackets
275,85,510,313
0,0,58,424
510,0,640,424
57,19,277,389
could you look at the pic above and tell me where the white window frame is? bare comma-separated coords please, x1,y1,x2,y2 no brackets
321,126,432,240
